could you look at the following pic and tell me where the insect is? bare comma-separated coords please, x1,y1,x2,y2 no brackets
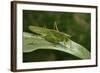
29,23,71,48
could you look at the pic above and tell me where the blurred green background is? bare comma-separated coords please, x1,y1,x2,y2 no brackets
23,10,91,62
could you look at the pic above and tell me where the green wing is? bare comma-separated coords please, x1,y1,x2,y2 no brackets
29,26,50,36
29,26,71,38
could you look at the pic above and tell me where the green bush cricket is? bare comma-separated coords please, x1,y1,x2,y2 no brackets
29,24,71,48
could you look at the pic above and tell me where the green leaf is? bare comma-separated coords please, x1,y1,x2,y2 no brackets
23,32,90,59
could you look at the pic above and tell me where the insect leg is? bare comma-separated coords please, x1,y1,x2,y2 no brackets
63,38,71,48
54,21,59,31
